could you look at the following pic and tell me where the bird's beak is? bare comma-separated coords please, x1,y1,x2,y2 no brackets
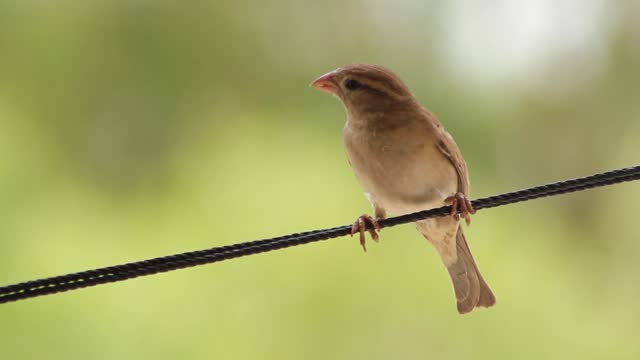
310,71,338,94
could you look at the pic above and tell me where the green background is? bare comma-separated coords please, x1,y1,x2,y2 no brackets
1,1,639,359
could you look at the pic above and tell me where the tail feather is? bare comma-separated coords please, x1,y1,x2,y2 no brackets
447,228,496,314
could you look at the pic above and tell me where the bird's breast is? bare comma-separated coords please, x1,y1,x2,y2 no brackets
343,121,457,215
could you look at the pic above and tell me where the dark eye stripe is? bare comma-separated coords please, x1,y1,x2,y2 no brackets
343,77,395,97
344,79,362,90
345,70,409,98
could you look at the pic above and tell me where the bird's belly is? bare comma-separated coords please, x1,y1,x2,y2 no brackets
346,137,457,215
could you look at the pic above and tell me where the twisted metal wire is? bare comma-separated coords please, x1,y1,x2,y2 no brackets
1,165,638,305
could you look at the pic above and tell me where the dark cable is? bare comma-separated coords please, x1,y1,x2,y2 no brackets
1,165,638,304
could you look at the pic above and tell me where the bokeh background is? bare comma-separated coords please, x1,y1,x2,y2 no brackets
1,0,639,359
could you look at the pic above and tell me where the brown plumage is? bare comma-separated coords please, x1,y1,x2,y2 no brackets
311,64,496,314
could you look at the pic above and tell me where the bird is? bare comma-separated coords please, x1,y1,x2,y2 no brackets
310,64,496,314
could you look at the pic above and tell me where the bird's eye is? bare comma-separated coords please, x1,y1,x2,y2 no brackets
344,79,362,91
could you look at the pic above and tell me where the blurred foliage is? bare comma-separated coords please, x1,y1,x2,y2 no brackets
0,1,639,359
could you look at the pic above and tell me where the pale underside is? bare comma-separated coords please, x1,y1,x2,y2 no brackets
343,113,467,266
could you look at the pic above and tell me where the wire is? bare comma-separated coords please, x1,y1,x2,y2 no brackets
1,165,638,305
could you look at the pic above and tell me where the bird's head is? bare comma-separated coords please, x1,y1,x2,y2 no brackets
311,64,417,120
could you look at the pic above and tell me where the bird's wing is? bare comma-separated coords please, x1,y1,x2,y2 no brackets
421,107,471,196
436,129,471,197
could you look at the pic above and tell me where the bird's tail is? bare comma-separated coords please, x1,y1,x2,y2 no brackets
446,227,496,314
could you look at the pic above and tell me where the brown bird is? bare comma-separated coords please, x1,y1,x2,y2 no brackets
311,64,496,314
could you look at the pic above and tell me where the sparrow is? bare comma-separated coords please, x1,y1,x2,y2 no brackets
311,64,496,314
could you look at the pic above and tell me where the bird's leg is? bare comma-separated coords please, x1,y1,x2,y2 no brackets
445,192,476,226
350,214,381,252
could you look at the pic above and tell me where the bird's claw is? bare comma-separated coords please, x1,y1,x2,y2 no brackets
350,214,381,252
445,192,476,226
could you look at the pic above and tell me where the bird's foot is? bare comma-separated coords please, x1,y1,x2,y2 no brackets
350,214,381,252
445,192,476,226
